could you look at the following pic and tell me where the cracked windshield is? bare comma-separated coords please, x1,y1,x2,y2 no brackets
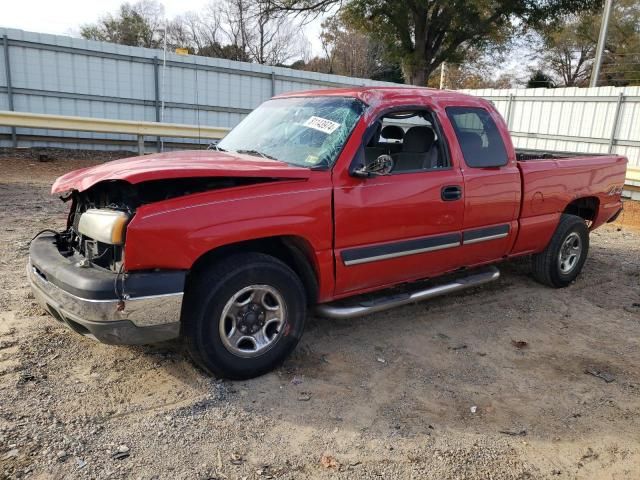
217,96,365,168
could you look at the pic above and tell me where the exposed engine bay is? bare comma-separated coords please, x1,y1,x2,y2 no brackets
55,176,276,272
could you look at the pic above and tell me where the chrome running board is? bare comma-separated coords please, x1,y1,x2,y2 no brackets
316,266,500,319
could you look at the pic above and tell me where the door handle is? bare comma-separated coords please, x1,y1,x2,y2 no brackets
441,185,462,201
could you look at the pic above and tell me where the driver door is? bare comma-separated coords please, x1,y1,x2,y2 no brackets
332,112,465,296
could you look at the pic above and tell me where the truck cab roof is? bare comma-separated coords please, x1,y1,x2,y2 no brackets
275,86,493,109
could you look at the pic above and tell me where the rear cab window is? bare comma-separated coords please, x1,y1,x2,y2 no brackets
446,107,509,168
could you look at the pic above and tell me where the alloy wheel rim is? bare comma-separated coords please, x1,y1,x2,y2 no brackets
558,232,582,274
219,285,286,358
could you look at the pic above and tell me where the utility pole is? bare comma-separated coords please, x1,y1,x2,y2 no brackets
439,62,447,89
590,0,614,87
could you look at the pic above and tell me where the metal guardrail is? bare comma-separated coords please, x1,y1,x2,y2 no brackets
0,110,230,154
0,109,638,190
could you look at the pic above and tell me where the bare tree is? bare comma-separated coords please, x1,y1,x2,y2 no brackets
304,17,404,82
534,15,597,87
219,0,251,59
219,0,306,65
195,7,225,54
83,0,308,66
167,11,225,55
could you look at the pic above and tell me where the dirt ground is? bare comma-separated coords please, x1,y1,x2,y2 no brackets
1,151,639,480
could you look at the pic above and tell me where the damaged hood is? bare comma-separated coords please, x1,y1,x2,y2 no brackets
51,150,312,193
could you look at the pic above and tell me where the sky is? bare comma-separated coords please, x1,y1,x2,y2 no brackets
1,0,324,54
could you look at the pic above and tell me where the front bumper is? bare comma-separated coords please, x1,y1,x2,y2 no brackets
27,234,185,345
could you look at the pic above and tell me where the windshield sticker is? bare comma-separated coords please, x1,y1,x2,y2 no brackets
303,116,341,135
304,155,319,164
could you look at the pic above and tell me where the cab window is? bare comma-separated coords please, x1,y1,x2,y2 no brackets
446,107,508,168
364,110,449,174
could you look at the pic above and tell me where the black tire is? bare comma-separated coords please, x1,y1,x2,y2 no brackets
183,252,306,379
531,214,589,288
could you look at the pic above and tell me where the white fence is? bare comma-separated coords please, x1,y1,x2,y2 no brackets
461,86,640,169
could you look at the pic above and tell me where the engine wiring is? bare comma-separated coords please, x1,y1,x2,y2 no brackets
28,229,61,245
87,245,112,262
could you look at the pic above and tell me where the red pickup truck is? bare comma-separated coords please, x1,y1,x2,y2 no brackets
28,87,627,379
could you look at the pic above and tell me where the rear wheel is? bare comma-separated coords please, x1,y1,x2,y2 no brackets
183,253,306,379
531,214,589,288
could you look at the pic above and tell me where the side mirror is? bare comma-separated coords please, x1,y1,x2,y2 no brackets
352,154,395,178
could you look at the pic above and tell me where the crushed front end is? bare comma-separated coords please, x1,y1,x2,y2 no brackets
27,180,185,344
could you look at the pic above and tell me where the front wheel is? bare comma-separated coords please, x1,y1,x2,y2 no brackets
183,253,306,379
531,214,589,288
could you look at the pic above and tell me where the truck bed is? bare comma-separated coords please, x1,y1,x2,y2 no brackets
515,148,601,162
517,152,627,220
509,152,627,256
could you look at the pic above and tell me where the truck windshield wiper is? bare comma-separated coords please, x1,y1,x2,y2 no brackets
235,149,278,161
